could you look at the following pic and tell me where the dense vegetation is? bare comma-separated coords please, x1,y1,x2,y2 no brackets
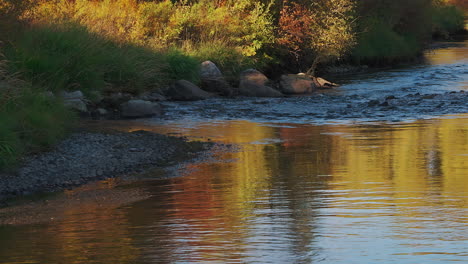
0,0,465,170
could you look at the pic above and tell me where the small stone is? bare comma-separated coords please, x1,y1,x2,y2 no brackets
58,90,84,100
63,99,88,112
367,100,379,107
97,108,108,115
120,100,163,118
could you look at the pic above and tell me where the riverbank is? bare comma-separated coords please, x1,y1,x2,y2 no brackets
0,130,214,203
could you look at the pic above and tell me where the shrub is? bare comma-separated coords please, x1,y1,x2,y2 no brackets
277,0,356,74
352,19,421,64
432,2,465,38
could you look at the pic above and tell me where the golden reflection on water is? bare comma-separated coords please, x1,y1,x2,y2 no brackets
1,116,468,263
424,40,468,65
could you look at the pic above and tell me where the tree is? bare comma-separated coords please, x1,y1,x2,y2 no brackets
278,0,356,75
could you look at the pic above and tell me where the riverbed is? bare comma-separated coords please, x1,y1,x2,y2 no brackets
0,40,467,263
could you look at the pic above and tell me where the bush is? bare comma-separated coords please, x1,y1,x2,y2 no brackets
432,2,465,38
352,19,421,64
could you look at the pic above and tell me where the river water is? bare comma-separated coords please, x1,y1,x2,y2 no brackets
0,41,467,263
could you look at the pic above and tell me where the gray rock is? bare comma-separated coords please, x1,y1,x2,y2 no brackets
200,61,223,79
201,78,233,96
200,61,232,96
102,93,133,107
238,69,283,97
137,92,167,102
241,69,270,87
166,80,215,101
58,90,84,100
279,74,316,94
120,100,162,118
63,99,88,112
97,108,108,116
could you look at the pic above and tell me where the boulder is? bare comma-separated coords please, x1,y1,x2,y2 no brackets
201,79,233,96
63,99,88,113
120,100,162,118
241,69,270,87
238,69,283,97
166,80,215,101
279,74,316,94
200,61,223,79
200,61,232,96
137,92,167,102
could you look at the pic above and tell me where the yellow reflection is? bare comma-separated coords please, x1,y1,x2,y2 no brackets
80,116,468,260
424,40,468,65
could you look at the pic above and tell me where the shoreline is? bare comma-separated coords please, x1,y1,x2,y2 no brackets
0,129,215,204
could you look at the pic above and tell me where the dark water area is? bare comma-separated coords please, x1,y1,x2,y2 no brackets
1,40,468,263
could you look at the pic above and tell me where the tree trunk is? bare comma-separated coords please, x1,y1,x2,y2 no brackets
306,56,321,76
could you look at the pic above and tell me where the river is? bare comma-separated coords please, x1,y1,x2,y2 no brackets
0,40,467,263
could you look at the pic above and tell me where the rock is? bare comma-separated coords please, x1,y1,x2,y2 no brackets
120,100,162,118
166,80,215,101
422,94,437,99
367,100,380,107
97,108,108,116
201,79,232,96
63,99,88,112
200,61,232,96
279,74,316,94
102,93,133,108
137,92,167,102
58,90,84,100
238,69,283,97
314,77,339,89
200,61,223,79
241,69,270,87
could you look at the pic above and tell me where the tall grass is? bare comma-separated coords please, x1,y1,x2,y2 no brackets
0,58,74,170
4,25,201,95
28,0,275,74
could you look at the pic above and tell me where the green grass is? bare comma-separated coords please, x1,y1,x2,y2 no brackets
4,25,200,95
0,83,75,170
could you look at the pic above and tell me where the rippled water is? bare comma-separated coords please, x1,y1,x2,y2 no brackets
1,42,468,263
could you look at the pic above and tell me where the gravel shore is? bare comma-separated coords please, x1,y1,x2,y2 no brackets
0,130,213,202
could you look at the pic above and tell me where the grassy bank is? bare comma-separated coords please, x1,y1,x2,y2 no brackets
4,25,199,95
0,65,74,170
